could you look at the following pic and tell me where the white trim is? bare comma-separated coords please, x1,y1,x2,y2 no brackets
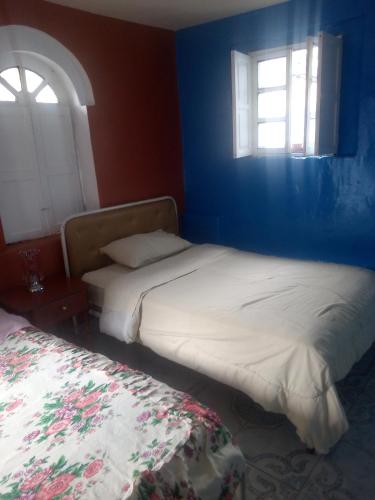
0,26,94,106
333,36,343,154
231,51,238,158
60,196,178,277
250,42,306,61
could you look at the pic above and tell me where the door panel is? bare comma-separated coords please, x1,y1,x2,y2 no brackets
0,179,45,241
0,105,46,242
0,100,84,243
31,105,84,230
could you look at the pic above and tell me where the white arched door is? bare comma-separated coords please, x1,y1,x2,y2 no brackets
0,56,85,243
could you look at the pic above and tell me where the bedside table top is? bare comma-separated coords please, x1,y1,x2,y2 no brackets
0,275,86,314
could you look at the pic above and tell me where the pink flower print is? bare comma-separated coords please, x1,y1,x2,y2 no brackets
108,382,119,392
84,459,103,478
73,361,82,369
149,493,160,500
55,405,76,420
63,390,83,403
61,496,74,500
82,403,101,419
13,362,30,373
36,473,75,500
156,409,168,420
45,418,71,435
75,481,83,492
57,364,69,373
142,470,156,484
122,483,130,492
136,411,151,423
6,399,23,412
20,469,51,491
75,391,102,409
183,401,208,418
19,493,35,500
11,354,31,365
23,430,40,442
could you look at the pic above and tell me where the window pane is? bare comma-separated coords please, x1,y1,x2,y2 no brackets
258,122,286,149
0,68,22,92
307,118,316,154
309,81,317,119
290,49,307,153
258,90,286,119
312,45,319,78
258,57,286,88
0,82,16,101
25,69,44,93
35,85,58,103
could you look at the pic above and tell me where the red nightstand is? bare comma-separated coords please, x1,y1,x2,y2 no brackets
0,275,89,331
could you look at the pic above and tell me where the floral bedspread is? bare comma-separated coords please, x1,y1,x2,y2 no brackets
0,328,245,499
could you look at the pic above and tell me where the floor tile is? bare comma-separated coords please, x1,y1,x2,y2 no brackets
298,441,375,500
245,464,297,499
344,368,375,459
236,423,319,491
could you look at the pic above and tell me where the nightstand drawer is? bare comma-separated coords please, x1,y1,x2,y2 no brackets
32,291,88,328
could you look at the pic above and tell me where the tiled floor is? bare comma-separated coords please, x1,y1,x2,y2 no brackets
56,318,375,500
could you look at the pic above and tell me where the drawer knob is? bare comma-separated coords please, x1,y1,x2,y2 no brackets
61,305,68,312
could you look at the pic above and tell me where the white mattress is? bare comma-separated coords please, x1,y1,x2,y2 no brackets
99,244,375,453
82,264,132,308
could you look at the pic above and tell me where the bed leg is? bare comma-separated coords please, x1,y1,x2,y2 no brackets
306,447,316,455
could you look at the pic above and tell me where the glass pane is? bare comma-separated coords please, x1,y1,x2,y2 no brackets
258,57,286,88
0,82,16,101
312,44,319,79
25,69,44,93
258,122,286,149
290,49,307,153
35,85,58,103
309,81,317,119
0,68,22,92
307,118,316,154
258,90,286,119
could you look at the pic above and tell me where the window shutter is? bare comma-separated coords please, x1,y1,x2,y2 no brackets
315,32,343,156
231,50,252,158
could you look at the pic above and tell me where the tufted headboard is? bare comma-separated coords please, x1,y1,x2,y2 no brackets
61,197,178,277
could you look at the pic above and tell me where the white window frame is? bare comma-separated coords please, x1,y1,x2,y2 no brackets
232,32,343,159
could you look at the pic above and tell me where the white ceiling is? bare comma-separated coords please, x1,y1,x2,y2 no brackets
45,0,287,31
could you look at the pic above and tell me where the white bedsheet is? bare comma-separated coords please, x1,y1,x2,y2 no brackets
82,264,132,308
100,244,375,453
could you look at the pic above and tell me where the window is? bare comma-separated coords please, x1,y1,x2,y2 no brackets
0,63,85,243
232,32,342,158
0,67,59,104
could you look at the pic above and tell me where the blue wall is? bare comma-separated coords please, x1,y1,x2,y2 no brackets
177,0,375,268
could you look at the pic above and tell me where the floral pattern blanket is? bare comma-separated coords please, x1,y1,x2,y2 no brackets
0,327,245,500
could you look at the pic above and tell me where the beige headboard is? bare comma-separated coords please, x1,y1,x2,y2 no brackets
61,197,178,277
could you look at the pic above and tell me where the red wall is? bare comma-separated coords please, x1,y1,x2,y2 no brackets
0,0,183,292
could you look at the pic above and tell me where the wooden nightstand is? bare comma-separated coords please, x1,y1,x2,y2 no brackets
0,275,89,331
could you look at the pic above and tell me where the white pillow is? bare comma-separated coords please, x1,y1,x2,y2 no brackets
100,230,191,268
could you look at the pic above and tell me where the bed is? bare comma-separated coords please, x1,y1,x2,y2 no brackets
61,197,375,454
0,308,245,499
